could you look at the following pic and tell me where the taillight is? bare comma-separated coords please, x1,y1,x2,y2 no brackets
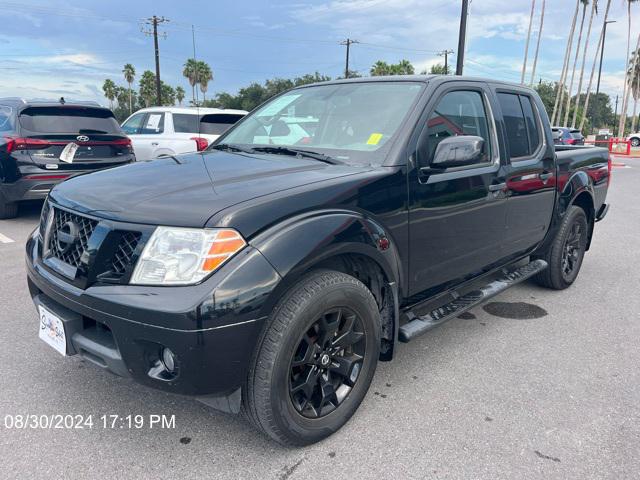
112,137,133,152
567,138,576,145
191,137,209,152
607,153,612,186
5,137,50,153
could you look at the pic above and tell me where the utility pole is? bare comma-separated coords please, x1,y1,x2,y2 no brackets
438,49,455,74
455,0,469,75
142,16,169,106
340,39,359,78
596,20,616,95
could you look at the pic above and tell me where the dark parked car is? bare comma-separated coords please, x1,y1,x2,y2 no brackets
26,76,610,445
552,126,585,145
0,98,135,218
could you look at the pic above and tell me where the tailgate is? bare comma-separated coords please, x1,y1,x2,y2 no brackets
17,105,133,169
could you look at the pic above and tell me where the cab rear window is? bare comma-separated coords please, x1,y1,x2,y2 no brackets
18,106,121,134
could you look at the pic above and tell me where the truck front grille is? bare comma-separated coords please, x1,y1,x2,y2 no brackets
111,231,142,275
48,208,98,268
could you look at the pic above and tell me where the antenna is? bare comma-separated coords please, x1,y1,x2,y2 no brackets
192,25,202,141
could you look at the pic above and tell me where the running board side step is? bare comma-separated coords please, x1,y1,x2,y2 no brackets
398,260,548,343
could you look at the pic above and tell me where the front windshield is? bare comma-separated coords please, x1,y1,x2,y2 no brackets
220,81,424,165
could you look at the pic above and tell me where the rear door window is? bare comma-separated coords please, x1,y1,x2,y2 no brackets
172,113,200,133
18,106,121,134
497,93,542,159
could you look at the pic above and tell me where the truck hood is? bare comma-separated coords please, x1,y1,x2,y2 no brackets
49,150,370,227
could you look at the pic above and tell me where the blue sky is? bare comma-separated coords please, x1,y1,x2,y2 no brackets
0,0,637,106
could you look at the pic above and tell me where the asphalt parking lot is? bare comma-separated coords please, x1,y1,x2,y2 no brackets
0,158,638,480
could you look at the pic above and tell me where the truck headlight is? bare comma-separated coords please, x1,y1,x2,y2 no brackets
131,227,246,285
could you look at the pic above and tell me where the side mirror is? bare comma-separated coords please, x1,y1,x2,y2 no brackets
431,135,485,169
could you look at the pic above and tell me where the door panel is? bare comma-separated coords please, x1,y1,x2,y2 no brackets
408,84,508,296
496,92,556,256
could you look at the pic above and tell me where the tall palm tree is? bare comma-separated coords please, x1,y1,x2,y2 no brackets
563,0,589,126
102,79,116,110
580,0,612,132
197,61,213,104
622,35,640,134
182,58,199,105
630,48,640,133
552,0,581,125
529,0,546,86
122,64,135,114
618,1,640,137
521,0,536,84
176,86,185,106
572,0,598,128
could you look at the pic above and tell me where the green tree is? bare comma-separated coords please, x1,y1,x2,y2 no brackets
197,61,213,104
161,82,176,106
618,0,640,136
102,79,116,109
122,63,136,114
176,86,185,106
563,0,590,126
370,59,415,76
139,70,156,107
428,63,450,75
628,48,640,132
182,58,200,105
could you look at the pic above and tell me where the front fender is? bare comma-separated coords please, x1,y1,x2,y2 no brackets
250,209,403,308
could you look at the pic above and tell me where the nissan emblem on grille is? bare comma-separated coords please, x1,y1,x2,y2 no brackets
55,221,80,254
76,135,89,142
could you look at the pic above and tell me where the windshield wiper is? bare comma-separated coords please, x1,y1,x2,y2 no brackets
210,143,256,154
250,146,342,165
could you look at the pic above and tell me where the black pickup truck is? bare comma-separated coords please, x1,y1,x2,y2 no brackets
26,76,610,445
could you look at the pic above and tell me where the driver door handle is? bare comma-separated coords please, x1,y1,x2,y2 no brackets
539,171,553,181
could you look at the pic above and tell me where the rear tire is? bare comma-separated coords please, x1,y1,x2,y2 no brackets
631,137,640,148
533,206,588,290
243,269,380,446
0,199,18,219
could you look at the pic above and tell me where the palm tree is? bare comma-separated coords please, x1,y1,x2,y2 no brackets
102,79,116,110
572,0,598,128
529,0,546,86
182,58,199,105
552,0,581,125
629,48,640,133
618,1,640,137
623,35,640,134
197,61,213,104
122,64,136,114
522,0,536,84
563,0,589,126
580,0,612,132
176,86,185,106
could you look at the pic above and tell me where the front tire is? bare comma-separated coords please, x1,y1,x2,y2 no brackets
631,137,640,148
243,270,380,446
534,205,589,290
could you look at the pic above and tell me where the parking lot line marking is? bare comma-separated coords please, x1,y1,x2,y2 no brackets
0,233,15,244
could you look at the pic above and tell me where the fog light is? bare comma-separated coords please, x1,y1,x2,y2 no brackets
162,347,176,372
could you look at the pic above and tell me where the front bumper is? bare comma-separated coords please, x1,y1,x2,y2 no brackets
26,231,281,396
1,175,72,202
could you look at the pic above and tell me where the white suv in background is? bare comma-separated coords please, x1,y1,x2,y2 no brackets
121,107,247,160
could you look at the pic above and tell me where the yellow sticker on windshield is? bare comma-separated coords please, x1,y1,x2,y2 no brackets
367,133,383,145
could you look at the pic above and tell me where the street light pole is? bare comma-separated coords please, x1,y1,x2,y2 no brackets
596,20,616,95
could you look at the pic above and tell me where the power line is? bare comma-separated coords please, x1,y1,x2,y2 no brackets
142,15,169,105
437,49,455,74
340,39,359,78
